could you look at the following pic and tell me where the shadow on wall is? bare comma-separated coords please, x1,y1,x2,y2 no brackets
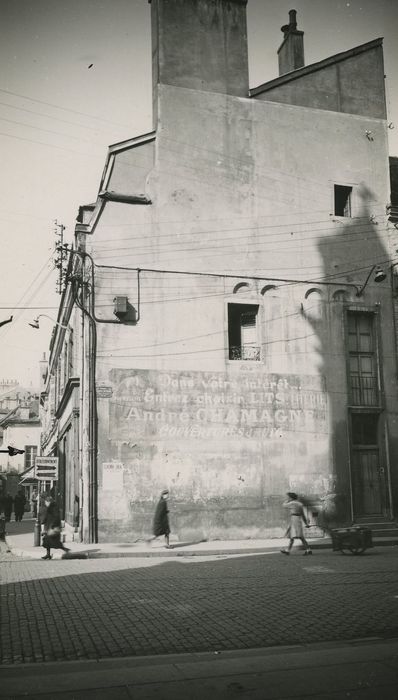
303,183,391,528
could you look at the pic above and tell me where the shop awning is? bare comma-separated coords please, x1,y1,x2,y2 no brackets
19,465,37,483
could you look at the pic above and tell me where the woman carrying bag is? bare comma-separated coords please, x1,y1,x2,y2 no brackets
41,497,70,560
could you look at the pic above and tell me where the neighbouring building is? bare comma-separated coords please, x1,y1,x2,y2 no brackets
42,1,398,543
39,279,81,537
0,397,41,502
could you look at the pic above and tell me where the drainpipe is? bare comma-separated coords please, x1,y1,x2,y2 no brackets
87,283,98,543
80,278,91,543
78,295,85,542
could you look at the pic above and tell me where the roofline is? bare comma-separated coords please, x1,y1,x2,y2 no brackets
19,464,36,478
250,38,383,97
108,130,156,155
75,130,156,237
0,406,18,427
2,419,40,427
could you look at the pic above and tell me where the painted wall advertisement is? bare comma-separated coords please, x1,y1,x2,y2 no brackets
108,369,328,442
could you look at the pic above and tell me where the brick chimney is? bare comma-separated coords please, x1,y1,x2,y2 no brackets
149,0,249,114
278,9,304,76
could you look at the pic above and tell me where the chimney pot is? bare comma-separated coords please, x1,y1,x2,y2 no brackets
278,9,304,76
288,9,297,29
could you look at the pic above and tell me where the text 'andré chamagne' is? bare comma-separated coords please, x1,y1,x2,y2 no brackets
111,370,328,438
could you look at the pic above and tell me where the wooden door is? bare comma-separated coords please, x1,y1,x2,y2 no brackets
352,448,385,517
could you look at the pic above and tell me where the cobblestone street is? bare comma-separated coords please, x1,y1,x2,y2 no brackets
1,544,398,665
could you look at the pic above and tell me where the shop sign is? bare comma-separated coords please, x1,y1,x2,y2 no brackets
102,462,124,491
97,385,113,398
35,457,58,480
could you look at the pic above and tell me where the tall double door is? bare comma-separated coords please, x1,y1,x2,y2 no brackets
350,412,390,519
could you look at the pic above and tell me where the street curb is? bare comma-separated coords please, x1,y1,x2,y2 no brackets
1,635,397,672
5,535,397,561
2,636,398,699
4,540,334,560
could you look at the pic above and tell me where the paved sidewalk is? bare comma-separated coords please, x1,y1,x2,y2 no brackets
5,519,331,559
2,638,398,699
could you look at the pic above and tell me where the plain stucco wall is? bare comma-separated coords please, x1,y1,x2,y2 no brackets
253,44,386,120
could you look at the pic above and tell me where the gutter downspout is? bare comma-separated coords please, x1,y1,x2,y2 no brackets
78,295,85,542
80,276,91,543
88,280,98,543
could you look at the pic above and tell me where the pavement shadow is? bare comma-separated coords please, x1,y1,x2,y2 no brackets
1,547,397,665
167,539,207,549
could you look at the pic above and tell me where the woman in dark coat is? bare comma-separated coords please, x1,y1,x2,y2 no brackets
4,493,13,522
41,497,70,560
14,488,26,522
152,489,170,547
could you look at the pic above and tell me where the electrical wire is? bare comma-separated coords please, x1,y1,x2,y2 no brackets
0,254,55,341
86,207,389,230
0,131,106,160
91,254,398,289
0,87,131,128
91,218,391,254
92,231,391,264
0,99,116,135
0,115,106,145
93,251,398,285
0,306,60,310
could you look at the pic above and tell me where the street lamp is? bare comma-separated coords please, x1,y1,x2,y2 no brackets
356,265,387,296
28,314,70,330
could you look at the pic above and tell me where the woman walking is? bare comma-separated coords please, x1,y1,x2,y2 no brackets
280,492,312,556
14,488,26,522
152,489,171,547
41,497,70,560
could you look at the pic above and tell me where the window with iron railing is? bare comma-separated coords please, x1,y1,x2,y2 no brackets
228,303,260,361
347,312,379,406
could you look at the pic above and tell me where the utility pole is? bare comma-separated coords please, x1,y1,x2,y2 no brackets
73,250,97,543
53,220,68,295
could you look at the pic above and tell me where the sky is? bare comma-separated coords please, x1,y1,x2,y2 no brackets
1,0,397,388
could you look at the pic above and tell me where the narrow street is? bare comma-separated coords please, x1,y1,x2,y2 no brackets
1,537,398,665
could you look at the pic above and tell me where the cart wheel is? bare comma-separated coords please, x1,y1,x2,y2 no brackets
348,545,366,555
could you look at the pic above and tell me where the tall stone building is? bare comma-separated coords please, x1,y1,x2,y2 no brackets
43,1,398,543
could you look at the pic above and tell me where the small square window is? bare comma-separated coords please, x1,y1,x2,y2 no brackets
334,185,352,217
228,303,260,361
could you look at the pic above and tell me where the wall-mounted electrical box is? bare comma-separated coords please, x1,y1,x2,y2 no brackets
113,295,137,323
113,296,128,318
